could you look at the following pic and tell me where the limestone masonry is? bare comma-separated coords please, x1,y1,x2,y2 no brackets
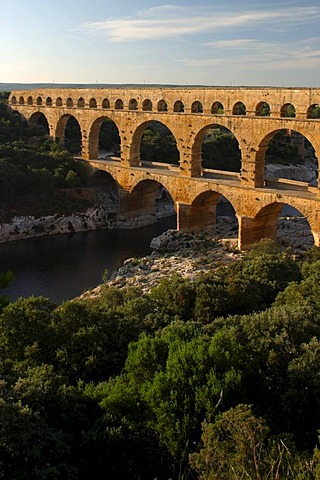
9,86,320,248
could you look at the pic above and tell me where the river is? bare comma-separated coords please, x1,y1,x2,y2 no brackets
0,217,176,304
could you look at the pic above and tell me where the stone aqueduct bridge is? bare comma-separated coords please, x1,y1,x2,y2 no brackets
8,86,320,248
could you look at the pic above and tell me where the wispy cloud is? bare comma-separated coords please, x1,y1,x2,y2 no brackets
180,38,320,71
80,4,320,42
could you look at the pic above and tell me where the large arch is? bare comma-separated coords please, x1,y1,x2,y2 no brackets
256,128,319,188
88,169,120,224
88,116,121,160
131,120,180,167
29,111,50,134
247,201,315,250
124,179,176,226
179,190,238,235
192,123,241,176
55,114,82,153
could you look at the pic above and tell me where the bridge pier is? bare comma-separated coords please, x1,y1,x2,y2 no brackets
237,213,279,249
177,196,218,232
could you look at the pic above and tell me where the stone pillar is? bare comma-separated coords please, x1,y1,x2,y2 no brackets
238,214,278,249
240,143,265,188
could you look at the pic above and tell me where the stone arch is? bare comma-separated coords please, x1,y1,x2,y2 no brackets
36,96,42,106
66,97,73,108
129,98,138,110
27,96,33,105
89,98,97,108
55,114,82,153
77,97,85,107
251,201,314,249
192,123,241,176
88,116,121,160
256,128,319,188
11,96,17,105
307,104,320,119
18,96,25,105
281,103,296,118
157,99,168,112
185,190,238,234
232,101,246,115
142,99,152,111
173,100,184,112
191,101,203,113
102,98,110,109
256,101,270,116
127,179,176,225
88,170,119,219
131,120,180,167
46,97,52,106
56,97,62,106
211,101,224,114
29,112,50,134
115,99,124,110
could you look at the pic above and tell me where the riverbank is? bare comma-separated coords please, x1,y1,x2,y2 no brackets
80,214,314,299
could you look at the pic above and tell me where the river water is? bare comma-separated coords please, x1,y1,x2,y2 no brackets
0,217,176,304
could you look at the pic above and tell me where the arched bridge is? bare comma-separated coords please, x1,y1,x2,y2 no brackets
8,86,320,248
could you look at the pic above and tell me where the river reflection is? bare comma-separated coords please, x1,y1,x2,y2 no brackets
0,217,176,304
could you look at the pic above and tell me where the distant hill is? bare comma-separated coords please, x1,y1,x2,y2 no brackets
0,82,210,92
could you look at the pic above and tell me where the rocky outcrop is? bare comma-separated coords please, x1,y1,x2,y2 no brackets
0,206,107,243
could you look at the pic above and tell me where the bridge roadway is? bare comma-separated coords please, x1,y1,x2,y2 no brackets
8,86,320,248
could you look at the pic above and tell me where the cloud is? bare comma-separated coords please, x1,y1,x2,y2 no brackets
80,5,320,42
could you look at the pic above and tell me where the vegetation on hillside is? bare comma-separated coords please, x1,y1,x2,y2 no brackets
0,239,319,478
0,92,92,221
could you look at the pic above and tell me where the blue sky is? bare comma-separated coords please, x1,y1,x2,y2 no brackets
1,0,320,86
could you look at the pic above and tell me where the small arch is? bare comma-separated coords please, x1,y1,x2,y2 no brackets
27,96,33,105
142,99,152,111
102,98,110,109
11,96,17,105
157,99,168,112
211,101,224,114
115,99,124,110
129,98,138,110
173,100,184,112
89,98,97,108
18,96,25,105
66,97,73,108
56,97,62,106
307,104,320,119
191,101,203,113
232,102,246,115
36,96,43,106
46,97,52,106
256,101,270,116
281,103,296,118
77,97,85,107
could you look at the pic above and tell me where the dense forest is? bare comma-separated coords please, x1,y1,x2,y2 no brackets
1,239,320,479
1,93,320,479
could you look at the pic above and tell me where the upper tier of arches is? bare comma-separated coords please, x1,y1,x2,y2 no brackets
9,87,320,119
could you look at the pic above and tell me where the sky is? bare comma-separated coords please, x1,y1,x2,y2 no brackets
1,0,320,87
